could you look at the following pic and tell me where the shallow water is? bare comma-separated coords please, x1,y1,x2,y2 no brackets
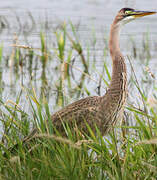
0,0,157,117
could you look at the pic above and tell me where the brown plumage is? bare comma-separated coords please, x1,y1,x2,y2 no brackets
50,8,156,135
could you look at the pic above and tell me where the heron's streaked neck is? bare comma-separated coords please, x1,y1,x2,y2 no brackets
109,23,122,59
107,20,127,94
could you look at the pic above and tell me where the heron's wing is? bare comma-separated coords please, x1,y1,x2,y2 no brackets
6,96,102,155
51,96,102,133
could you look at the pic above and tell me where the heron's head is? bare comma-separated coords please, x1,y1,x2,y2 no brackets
114,8,156,26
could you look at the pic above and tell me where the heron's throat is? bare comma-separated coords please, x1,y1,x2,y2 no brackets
109,23,121,57
109,22,127,78
105,21,127,109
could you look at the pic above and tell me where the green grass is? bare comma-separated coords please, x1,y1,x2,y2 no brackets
0,94,157,179
0,22,157,179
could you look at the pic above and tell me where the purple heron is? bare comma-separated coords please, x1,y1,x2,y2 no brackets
8,8,156,153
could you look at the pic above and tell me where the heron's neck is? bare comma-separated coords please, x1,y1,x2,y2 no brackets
108,22,127,88
109,23,121,58
103,22,127,106
98,21,127,130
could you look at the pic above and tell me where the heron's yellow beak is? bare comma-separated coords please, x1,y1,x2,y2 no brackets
133,11,156,18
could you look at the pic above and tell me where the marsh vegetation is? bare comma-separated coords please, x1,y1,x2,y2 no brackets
0,12,157,179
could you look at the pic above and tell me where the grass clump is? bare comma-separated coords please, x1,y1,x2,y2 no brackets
0,22,157,179
0,90,157,179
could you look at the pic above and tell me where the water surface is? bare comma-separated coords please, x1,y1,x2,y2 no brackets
0,0,156,116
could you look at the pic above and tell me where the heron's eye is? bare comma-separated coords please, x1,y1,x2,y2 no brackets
125,10,132,15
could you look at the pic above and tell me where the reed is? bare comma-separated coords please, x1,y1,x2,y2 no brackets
0,21,157,179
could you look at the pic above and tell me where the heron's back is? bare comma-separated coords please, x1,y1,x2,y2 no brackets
51,96,102,134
